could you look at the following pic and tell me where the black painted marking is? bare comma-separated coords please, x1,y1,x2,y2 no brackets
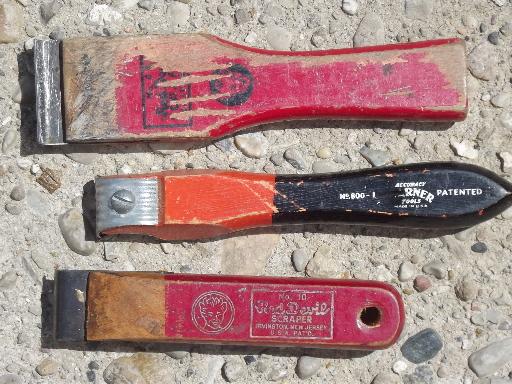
272,162,512,229
139,59,254,129
140,55,193,130
383,63,393,76
209,64,254,107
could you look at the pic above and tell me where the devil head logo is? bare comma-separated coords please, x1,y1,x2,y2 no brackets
191,291,235,334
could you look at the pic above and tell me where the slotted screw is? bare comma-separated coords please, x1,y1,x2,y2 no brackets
110,189,135,214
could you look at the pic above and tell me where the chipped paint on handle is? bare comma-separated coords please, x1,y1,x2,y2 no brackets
163,171,276,229
95,162,512,241
61,34,467,143
83,271,405,349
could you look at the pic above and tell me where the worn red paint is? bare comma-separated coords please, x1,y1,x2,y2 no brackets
115,39,465,140
163,172,276,231
164,274,404,349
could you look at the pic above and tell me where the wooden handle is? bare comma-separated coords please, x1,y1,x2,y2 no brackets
55,270,404,349
95,162,512,240
62,34,467,143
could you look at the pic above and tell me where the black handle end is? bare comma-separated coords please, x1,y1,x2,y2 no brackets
273,162,512,229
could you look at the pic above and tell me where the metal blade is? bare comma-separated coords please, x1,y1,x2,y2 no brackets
34,39,65,145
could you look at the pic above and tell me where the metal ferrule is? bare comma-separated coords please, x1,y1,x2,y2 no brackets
95,177,160,237
34,39,65,145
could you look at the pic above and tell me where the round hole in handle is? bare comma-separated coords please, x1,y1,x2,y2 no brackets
359,306,381,327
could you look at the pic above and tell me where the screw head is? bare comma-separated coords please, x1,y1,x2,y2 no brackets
110,189,135,214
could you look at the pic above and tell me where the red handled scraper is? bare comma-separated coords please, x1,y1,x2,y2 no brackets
34,34,467,145
54,270,404,349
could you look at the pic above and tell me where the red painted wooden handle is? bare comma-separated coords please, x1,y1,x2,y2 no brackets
63,34,467,142
117,36,467,140
76,271,405,349
162,274,404,349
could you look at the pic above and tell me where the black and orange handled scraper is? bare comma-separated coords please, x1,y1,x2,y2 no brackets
94,162,512,241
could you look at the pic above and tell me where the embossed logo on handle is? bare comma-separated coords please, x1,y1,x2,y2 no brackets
191,291,235,334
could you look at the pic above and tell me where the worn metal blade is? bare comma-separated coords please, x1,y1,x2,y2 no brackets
34,39,65,145
54,270,89,342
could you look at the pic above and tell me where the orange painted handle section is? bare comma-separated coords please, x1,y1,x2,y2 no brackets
164,171,276,232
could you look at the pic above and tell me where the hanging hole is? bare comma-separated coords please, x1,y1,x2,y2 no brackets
359,306,381,327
